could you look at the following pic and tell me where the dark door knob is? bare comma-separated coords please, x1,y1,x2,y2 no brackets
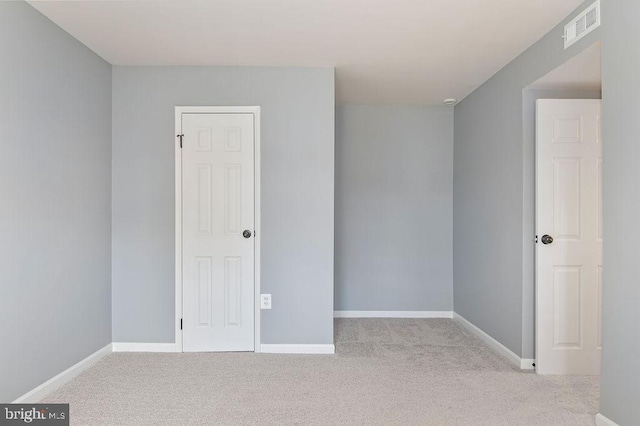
541,235,554,245
243,230,252,239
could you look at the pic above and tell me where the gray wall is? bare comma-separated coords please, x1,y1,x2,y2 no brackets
453,0,601,357
0,2,112,402
335,106,453,311
520,88,601,359
600,1,640,423
112,66,335,345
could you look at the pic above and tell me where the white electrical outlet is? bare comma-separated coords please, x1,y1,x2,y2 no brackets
260,294,272,309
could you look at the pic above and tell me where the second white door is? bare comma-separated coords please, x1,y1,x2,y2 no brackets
182,112,255,352
536,99,602,375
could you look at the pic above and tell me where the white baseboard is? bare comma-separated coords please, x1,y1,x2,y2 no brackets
596,413,620,426
334,311,453,318
13,343,112,403
112,342,177,352
260,344,335,354
453,313,534,370
113,342,334,354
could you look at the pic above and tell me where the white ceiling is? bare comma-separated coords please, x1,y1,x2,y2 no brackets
528,42,601,91
28,0,584,105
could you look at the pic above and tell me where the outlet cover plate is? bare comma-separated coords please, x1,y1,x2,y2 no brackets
260,294,272,309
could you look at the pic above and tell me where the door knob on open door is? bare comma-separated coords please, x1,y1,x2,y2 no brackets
243,230,252,239
541,235,554,245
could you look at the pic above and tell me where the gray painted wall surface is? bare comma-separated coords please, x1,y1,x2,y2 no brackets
453,0,601,357
335,106,453,311
112,66,335,345
520,88,601,358
600,1,640,423
0,2,112,402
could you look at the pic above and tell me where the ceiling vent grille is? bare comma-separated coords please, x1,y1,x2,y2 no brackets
564,0,600,49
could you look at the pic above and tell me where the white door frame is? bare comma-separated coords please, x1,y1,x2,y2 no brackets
174,106,261,353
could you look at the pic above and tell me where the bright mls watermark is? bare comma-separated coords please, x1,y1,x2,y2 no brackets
0,405,68,425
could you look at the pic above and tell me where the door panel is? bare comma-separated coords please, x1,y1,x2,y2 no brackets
182,113,255,352
536,99,602,375
553,158,582,240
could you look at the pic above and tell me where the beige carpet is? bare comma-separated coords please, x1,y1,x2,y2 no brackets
42,319,599,425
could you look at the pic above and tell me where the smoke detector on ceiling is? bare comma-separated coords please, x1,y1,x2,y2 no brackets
443,99,457,106
564,0,600,49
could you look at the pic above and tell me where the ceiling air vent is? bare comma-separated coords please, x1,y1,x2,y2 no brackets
564,0,600,49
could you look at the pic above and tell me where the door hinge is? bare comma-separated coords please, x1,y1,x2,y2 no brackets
180,318,183,330
177,134,184,148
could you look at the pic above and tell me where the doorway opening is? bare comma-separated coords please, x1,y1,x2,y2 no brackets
525,42,602,375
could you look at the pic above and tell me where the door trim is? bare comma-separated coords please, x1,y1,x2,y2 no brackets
174,106,261,353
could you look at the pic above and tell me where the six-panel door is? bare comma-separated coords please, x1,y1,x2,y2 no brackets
536,99,602,375
182,113,255,352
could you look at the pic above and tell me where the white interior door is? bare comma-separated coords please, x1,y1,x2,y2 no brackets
182,113,255,352
536,99,602,375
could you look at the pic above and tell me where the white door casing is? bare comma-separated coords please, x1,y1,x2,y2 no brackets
175,107,260,353
536,99,602,375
